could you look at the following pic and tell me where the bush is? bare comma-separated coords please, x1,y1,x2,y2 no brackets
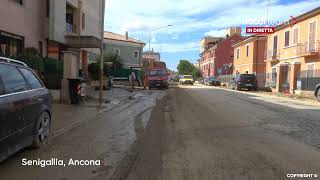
42,57,63,89
43,57,63,77
88,63,109,80
15,47,43,74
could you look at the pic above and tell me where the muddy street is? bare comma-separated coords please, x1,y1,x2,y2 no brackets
128,86,320,180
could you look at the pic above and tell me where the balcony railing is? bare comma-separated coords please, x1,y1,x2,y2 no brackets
297,40,320,56
265,49,280,61
66,23,77,34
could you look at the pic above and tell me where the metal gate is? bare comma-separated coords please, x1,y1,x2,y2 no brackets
279,65,290,92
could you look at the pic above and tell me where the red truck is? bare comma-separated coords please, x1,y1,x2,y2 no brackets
147,68,169,90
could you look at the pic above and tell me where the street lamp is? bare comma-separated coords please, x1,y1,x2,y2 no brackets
148,25,173,57
99,0,106,107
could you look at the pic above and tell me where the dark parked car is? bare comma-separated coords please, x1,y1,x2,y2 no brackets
0,57,51,163
232,74,258,91
204,76,221,86
315,84,320,101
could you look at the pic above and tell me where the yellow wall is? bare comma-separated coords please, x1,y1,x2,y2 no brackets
234,41,255,74
266,13,320,71
233,39,266,74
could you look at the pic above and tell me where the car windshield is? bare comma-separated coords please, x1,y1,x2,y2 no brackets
208,76,218,80
183,75,193,79
149,70,166,76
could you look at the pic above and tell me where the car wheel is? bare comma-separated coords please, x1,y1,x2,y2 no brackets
317,88,320,101
32,111,51,148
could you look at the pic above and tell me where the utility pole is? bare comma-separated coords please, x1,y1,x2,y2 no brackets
99,0,106,107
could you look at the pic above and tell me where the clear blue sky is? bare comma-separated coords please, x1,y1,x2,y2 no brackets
105,0,319,71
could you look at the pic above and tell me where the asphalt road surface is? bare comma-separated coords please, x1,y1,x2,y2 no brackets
129,85,320,180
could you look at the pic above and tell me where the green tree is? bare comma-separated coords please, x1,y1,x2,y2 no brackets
191,68,201,79
94,52,122,69
177,60,195,75
177,60,202,79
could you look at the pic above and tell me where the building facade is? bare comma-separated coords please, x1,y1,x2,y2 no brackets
0,0,46,57
104,32,145,69
200,37,224,54
265,7,320,93
0,0,103,79
233,35,267,87
143,50,161,62
200,33,244,77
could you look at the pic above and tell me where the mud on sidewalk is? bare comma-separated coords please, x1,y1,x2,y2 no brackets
109,90,173,180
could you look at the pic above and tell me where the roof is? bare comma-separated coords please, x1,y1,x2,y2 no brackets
143,51,160,55
275,7,320,31
232,35,267,47
200,33,243,55
104,31,145,45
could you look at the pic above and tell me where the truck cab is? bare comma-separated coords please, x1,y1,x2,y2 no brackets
147,68,169,90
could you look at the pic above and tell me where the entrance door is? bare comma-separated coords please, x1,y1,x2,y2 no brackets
280,65,290,92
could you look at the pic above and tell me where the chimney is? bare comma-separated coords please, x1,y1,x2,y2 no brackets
125,31,128,40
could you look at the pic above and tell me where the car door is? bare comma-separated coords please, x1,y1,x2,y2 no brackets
0,75,11,159
18,67,47,136
0,64,30,151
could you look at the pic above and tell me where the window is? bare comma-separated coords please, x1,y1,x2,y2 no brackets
0,64,28,94
46,0,50,18
308,21,317,51
82,13,85,30
133,51,139,59
18,68,43,89
13,0,23,5
284,30,290,47
0,31,24,57
236,48,240,59
292,27,299,45
0,78,4,95
307,63,315,78
273,35,278,56
113,48,120,55
246,44,249,57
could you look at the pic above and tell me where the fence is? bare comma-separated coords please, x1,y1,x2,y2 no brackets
219,73,269,88
219,74,233,86
219,69,320,92
297,69,320,91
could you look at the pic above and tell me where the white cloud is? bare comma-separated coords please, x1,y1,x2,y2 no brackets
204,29,227,37
105,0,320,56
150,41,199,53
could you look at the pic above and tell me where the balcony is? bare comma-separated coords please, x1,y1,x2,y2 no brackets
297,40,320,57
265,49,280,62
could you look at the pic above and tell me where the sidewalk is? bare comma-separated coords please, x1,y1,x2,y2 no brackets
50,87,137,137
218,84,319,104
49,87,167,139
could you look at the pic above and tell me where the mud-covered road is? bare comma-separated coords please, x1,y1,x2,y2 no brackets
128,86,320,180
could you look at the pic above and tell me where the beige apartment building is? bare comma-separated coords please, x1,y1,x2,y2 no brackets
0,0,103,78
265,7,320,93
0,0,46,57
